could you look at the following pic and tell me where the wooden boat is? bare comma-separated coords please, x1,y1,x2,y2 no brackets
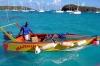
1,23,100,54
3,34,100,53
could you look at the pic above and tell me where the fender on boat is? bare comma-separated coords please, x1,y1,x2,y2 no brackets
35,46,41,54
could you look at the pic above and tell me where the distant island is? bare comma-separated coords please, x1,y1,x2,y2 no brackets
62,4,100,12
0,6,31,10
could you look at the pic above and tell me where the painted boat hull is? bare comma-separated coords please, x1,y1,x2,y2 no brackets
3,37,95,52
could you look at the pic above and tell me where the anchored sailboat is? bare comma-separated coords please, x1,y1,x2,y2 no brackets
55,1,64,13
29,0,35,12
56,10,64,13
21,0,29,12
38,9,45,12
96,11,100,13
73,0,81,14
38,1,45,12
12,1,18,12
66,0,74,13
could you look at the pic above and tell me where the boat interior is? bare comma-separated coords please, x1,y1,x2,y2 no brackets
3,33,93,43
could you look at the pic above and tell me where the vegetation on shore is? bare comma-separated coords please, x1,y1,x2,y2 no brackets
0,6,31,10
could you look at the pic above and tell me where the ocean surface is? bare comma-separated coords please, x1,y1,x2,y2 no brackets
0,11,100,66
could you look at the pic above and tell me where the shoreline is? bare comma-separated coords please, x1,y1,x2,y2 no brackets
0,5,100,13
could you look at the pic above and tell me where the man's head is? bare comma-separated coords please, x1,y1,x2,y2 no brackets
24,22,28,27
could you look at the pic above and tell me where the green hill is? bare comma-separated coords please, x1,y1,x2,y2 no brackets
62,4,100,12
0,6,31,10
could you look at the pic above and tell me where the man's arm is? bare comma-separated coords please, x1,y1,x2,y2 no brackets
29,28,33,33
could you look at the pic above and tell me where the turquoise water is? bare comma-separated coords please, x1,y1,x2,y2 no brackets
0,11,100,66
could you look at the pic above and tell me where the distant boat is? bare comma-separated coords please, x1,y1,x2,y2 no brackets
21,10,29,12
12,1,19,12
12,10,18,12
66,10,73,13
66,0,73,13
55,0,64,13
56,10,64,13
29,10,35,12
12,9,18,12
73,10,81,14
37,0,45,13
21,6,29,12
73,0,82,14
19,1,29,12
28,0,36,12
96,11,100,13
38,9,45,12
45,10,51,12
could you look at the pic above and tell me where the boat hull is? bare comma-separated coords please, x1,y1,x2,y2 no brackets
3,38,94,52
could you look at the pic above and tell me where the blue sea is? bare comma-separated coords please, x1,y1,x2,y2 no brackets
0,11,100,66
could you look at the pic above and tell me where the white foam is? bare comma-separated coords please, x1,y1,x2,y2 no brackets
33,51,80,64
52,53,79,64
64,46,85,51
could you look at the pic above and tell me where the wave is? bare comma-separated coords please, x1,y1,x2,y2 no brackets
64,46,85,51
51,53,79,64
0,42,3,46
0,16,25,21
0,58,8,65
51,46,85,64
33,52,79,65
0,55,19,64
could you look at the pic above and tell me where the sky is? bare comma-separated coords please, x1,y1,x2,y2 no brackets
0,0,100,10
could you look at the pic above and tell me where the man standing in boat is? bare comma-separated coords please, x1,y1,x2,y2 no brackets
18,22,33,41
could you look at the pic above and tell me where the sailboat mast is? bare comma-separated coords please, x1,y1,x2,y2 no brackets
77,0,80,11
59,1,61,10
